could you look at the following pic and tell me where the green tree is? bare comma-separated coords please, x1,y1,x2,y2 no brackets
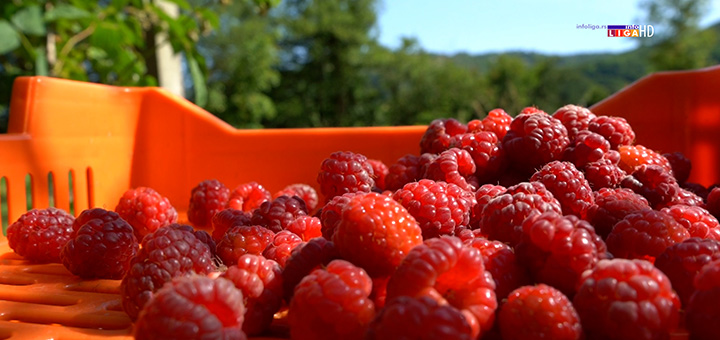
486,55,529,115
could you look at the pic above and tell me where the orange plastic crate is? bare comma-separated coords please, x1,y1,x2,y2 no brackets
3,64,718,338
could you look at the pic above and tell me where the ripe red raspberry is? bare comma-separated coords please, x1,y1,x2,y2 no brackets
333,193,423,277
606,209,690,262
262,230,303,267
480,182,562,246
587,116,635,149
387,236,497,338
420,118,468,154
368,159,389,191
319,192,364,239
317,151,375,201
216,225,274,266
563,130,610,168
668,188,705,208
516,212,606,296
705,187,720,220
449,131,506,183
499,284,581,340
227,181,271,212
682,182,708,201
502,113,570,175
531,161,594,218
366,296,473,340
586,188,650,238
469,184,507,230
464,237,529,300
520,106,547,115
661,205,720,240
7,208,74,263
618,145,672,174
220,254,283,336
188,179,231,230
384,153,436,191
121,224,216,320
621,164,680,209
289,260,375,340
134,276,246,340
392,179,474,238
114,187,177,239
211,208,251,242
61,210,138,279
469,108,512,139
273,183,319,212
284,215,322,241
654,238,720,306
583,157,627,190
250,195,308,233
424,148,478,191
282,237,340,301
573,259,680,340
663,152,691,183
369,276,389,309
686,259,720,340
552,104,597,140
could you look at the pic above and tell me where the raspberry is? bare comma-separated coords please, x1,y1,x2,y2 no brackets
502,113,570,175
667,188,705,208
216,225,275,266
368,159,389,191
385,153,436,191
285,215,322,241
273,183,319,212
520,106,547,115
227,182,271,212
424,148,478,191
586,188,650,238
531,161,594,218
661,205,720,240
471,108,512,139
386,236,497,338
121,224,216,320
392,179,474,238
319,192,364,239
114,187,177,239
134,276,246,340
220,254,283,335
682,182,708,201
586,116,635,150
663,152,691,183
188,179,231,230
618,144,672,174
250,195,308,233
621,164,680,209
563,130,610,168
499,284,581,340
552,104,597,140
606,209,690,262
516,212,606,295
464,237,529,300
282,237,340,301
573,259,680,340
705,187,720,220
289,260,375,340
61,209,138,279
686,259,720,340
654,238,720,306
469,184,506,230
317,151,375,201
370,276,389,309
7,208,75,263
263,230,303,267
332,193,423,277
366,296,473,340
480,182,562,246
211,208,251,242
420,118,468,154
583,157,627,190
449,131,506,183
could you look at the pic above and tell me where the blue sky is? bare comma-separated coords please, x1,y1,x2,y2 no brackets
377,0,720,55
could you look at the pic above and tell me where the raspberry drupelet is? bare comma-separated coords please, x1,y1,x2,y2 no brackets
7,207,75,263
114,187,178,239
188,179,231,230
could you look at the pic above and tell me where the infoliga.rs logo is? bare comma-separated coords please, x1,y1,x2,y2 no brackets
607,25,654,37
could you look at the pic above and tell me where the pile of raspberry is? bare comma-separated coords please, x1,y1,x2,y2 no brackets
8,104,720,340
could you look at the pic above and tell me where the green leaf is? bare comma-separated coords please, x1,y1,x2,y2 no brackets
11,5,46,36
35,47,48,76
163,0,191,11
0,20,21,54
44,4,92,21
188,54,207,107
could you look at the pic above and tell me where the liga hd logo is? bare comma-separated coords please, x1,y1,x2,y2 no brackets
607,25,654,37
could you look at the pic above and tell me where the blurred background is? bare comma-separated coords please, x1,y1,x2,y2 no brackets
0,0,718,131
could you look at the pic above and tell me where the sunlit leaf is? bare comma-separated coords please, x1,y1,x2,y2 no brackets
11,5,46,36
0,20,21,54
